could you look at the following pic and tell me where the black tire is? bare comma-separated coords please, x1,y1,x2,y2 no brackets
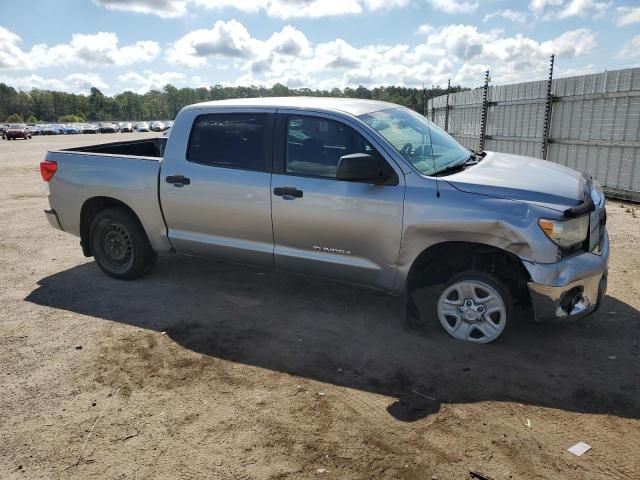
89,207,156,280
409,271,512,343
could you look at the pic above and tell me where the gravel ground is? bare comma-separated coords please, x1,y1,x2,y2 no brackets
1,134,639,480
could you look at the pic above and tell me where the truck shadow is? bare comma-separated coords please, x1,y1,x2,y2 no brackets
26,255,640,422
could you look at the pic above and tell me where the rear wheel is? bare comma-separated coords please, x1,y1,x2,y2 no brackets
89,207,156,280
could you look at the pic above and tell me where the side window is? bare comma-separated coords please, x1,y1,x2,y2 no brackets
187,113,268,171
285,116,379,179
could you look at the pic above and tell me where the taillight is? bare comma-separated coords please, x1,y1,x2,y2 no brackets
40,160,57,181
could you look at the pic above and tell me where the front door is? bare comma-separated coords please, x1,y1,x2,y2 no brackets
160,111,275,267
270,112,405,290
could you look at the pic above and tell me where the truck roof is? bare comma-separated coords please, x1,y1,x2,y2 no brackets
184,97,401,117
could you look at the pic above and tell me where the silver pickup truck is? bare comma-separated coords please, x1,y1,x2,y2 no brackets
41,97,609,343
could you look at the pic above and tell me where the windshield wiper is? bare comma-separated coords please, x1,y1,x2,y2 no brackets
432,163,467,176
432,155,481,176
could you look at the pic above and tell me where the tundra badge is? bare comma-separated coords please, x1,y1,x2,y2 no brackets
312,245,352,255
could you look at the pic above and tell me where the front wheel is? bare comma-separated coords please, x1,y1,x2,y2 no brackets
89,207,156,280
435,272,511,343
411,271,512,343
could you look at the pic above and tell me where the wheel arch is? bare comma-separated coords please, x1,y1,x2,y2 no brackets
80,196,149,257
404,241,532,305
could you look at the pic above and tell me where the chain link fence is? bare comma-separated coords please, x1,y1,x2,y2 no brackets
427,67,640,202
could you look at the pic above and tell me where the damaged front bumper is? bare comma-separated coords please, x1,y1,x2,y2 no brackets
524,230,609,322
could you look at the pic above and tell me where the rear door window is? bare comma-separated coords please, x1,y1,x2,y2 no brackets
187,113,269,171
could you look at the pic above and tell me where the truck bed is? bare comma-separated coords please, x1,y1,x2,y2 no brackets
64,137,167,158
44,139,172,254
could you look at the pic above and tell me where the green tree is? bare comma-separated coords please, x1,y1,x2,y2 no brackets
26,114,39,123
0,81,469,122
6,113,24,123
89,87,106,120
58,114,84,123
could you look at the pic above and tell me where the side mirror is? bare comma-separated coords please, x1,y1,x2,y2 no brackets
336,153,390,183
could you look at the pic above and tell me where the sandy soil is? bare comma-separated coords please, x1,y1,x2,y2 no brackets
0,134,639,480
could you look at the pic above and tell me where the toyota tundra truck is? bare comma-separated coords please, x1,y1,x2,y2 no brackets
40,97,609,343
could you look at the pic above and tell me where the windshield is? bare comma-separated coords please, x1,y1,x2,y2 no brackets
359,107,470,175
9,124,26,129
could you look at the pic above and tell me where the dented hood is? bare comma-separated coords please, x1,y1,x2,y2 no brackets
445,151,587,212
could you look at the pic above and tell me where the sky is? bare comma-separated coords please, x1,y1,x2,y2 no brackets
0,0,639,96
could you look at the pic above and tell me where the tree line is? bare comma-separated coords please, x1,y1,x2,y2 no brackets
1,82,467,123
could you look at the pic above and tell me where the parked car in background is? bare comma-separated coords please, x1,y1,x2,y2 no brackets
150,121,166,132
135,122,150,132
119,122,133,133
98,122,118,133
63,124,81,134
40,97,609,344
4,124,32,140
40,124,59,135
41,125,56,135
81,123,99,134
28,125,42,136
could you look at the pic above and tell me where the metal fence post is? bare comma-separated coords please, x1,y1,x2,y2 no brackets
444,78,450,132
541,54,555,159
479,70,490,152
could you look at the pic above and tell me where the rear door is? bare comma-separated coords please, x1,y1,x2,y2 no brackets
270,111,405,290
159,109,275,267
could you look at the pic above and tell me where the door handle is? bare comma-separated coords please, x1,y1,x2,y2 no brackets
274,186,303,198
166,175,191,186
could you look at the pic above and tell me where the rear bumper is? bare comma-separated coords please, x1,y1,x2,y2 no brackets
44,209,63,231
524,230,609,322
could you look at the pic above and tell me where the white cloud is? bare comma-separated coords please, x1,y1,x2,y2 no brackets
93,0,188,17
416,23,435,35
430,0,478,14
542,28,597,57
363,0,411,10
256,0,363,18
167,20,312,67
118,70,189,93
165,20,597,89
529,0,565,14
265,25,312,57
557,0,610,18
1,19,602,95
483,9,528,24
616,6,640,26
94,0,408,18
529,0,610,19
617,35,640,58
167,20,258,67
425,25,490,61
0,72,108,93
0,28,160,70
66,73,110,92
0,27,28,69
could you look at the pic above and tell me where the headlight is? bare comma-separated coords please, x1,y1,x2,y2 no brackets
538,216,589,248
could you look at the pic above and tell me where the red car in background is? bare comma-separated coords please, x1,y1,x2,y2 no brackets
4,124,32,140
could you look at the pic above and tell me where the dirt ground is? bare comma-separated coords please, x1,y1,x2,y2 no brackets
0,134,639,480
